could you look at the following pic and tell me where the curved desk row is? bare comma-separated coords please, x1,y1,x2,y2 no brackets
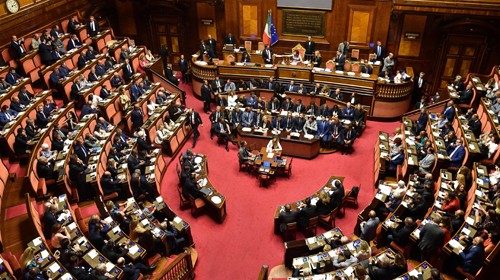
190,56,414,119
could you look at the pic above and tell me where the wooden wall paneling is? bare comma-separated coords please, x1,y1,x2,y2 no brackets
113,0,137,36
239,3,259,39
196,2,217,40
397,14,427,57
347,5,374,45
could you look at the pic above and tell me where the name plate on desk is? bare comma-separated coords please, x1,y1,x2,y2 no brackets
282,9,326,37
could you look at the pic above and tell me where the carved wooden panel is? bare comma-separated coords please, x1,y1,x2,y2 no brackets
197,2,217,39
398,14,426,57
347,5,374,45
240,4,259,38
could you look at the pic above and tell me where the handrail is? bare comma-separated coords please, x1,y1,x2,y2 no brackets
151,251,195,280
402,99,450,119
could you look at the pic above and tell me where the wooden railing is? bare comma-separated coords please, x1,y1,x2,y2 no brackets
153,252,195,280
374,80,414,99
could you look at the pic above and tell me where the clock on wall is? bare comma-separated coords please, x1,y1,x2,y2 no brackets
6,0,20,14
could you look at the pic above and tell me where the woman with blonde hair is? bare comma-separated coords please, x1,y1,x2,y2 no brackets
119,87,131,112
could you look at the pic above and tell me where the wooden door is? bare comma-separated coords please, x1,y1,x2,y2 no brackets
437,34,486,89
151,19,183,67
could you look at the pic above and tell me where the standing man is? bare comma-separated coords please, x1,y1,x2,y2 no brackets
87,16,100,37
262,45,273,64
338,40,349,55
382,53,395,76
304,36,315,61
224,33,236,45
413,72,427,104
207,34,217,58
187,109,203,148
373,40,386,62
179,54,189,83
201,80,213,113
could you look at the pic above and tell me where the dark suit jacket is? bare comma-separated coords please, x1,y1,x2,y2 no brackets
74,144,89,162
35,111,49,128
297,205,316,228
67,39,81,51
418,223,444,253
131,109,144,128
77,55,86,69
87,72,98,83
262,49,273,64
188,112,203,127
9,41,25,59
87,20,100,37
460,245,485,273
278,211,298,232
305,41,315,55
122,63,134,81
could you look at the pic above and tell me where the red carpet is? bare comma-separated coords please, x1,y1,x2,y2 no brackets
160,83,399,279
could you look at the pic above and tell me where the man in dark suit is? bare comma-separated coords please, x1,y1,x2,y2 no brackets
224,33,236,45
187,109,203,148
201,79,213,113
468,114,482,137
67,34,82,51
207,35,217,57
285,80,297,92
341,125,357,154
68,154,91,200
14,127,30,155
387,217,416,246
42,203,59,238
215,119,232,151
73,139,90,163
211,76,224,94
278,204,298,234
459,236,485,274
457,83,473,104
127,149,145,173
414,107,428,133
297,197,316,231
0,105,17,129
99,85,110,99
50,25,63,39
442,100,455,122
9,96,24,113
18,86,33,105
262,45,273,64
373,40,387,62
35,105,49,128
179,54,189,83
131,105,144,131
87,16,100,37
80,100,97,119
418,216,444,260
334,50,345,70
262,76,279,92
448,139,466,167
5,69,21,85
304,36,316,61
9,35,26,60
77,51,87,69
67,18,81,34
199,40,213,59
413,72,426,104
360,210,380,242
136,131,153,153
122,58,134,82
100,171,121,195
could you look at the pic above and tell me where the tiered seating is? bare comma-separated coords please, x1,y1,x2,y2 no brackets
274,176,349,240
26,104,76,197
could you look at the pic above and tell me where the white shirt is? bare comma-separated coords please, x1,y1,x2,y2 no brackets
227,95,238,107
266,139,282,153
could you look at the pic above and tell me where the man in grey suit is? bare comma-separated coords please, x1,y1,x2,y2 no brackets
419,147,436,174
224,79,236,92
418,215,444,261
338,40,349,55
382,53,395,74
360,210,380,242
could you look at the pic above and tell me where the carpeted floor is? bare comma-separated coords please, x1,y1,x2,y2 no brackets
160,83,399,279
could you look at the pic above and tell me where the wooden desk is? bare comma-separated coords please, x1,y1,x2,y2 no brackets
274,176,344,234
284,228,344,268
193,155,227,223
238,128,320,159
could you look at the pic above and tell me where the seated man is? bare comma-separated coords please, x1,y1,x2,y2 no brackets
458,236,485,275
360,210,380,242
278,204,297,235
100,171,122,196
297,198,316,231
387,217,416,246
215,119,232,151
238,141,254,165
448,139,466,167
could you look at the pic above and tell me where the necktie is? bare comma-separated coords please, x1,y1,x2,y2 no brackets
127,64,131,72
450,146,460,159
289,85,292,91
377,46,381,56
191,114,194,123
91,22,95,31
82,146,87,157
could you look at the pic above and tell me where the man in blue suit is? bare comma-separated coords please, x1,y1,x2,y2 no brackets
448,139,465,167
67,34,82,51
442,100,455,122
317,118,330,147
0,105,17,129
414,107,428,133
459,236,485,274
5,69,21,85
130,80,144,103
122,58,134,82
285,80,297,92
272,116,285,131
131,105,144,131
341,102,355,120
240,107,254,128
387,146,405,172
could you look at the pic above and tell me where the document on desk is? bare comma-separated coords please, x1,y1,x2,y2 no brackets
128,245,139,255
